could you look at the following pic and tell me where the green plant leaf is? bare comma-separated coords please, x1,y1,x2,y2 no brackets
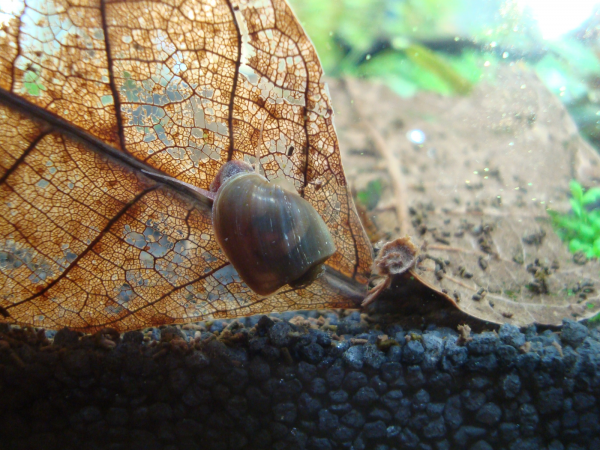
570,197,583,219
582,187,600,205
357,179,384,210
570,180,584,204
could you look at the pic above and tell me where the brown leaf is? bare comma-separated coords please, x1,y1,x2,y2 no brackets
334,69,600,327
0,0,372,331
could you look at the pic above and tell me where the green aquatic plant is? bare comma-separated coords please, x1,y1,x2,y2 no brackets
549,180,600,259
357,179,383,210
549,181,600,324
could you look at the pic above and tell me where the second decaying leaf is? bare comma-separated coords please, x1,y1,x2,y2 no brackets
335,68,600,327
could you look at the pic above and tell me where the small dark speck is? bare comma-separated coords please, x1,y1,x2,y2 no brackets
0,306,9,318
287,145,294,156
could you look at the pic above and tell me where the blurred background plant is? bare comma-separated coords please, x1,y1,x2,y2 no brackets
289,0,600,147
549,181,600,259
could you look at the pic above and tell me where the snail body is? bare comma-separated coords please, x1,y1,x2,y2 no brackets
142,161,337,296
211,161,336,296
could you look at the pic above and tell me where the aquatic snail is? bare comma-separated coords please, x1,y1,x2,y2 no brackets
142,159,336,296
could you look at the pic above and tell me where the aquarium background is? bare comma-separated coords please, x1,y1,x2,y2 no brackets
288,0,600,147
289,0,600,323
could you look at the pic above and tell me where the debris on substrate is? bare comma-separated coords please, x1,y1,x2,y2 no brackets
0,311,599,450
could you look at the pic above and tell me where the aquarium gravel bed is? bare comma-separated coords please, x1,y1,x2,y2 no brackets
1,312,599,450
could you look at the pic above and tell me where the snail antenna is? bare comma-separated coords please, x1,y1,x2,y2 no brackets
255,112,267,174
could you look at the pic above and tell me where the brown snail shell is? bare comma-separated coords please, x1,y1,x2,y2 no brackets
211,161,336,296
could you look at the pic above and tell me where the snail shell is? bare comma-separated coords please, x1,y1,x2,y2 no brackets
211,161,336,296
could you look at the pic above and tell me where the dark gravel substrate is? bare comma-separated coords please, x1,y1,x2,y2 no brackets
1,312,599,450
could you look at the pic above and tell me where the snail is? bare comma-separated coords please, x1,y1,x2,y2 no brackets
142,159,336,296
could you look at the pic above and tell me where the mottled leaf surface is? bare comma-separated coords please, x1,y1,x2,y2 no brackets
0,0,372,331
333,69,600,327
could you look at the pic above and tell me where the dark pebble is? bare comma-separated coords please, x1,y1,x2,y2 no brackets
248,357,270,381
343,371,368,392
537,387,563,414
573,392,596,411
325,364,344,388
461,390,486,411
318,409,339,432
427,403,445,418
476,403,502,425
561,319,589,348
380,362,402,383
53,328,80,346
369,408,392,422
309,377,327,395
363,344,386,369
387,345,402,362
470,440,493,450
299,342,325,364
406,365,426,388
353,386,379,406
369,375,389,394
330,403,352,415
442,338,468,371
309,437,333,450
499,324,526,348
403,340,425,364
499,422,520,442
331,425,356,442
329,389,349,403
466,354,498,373
413,389,431,411
423,417,446,439
298,393,321,418
268,321,292,347
363,420,387,439
509,437,542,450
343,345,365,370
444,395,463,430
399,428,420,448
501,372,521,398
422,334,444,371
341,410,365,428
80,406,102,422
273,402,297,424
453,426,487,447
381,390,404,411
468,332,500,355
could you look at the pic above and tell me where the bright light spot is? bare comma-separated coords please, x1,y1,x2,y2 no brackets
519,0,599,40
0,0,22,25
502,52,509,59
484,61,491,67
407,129,426,145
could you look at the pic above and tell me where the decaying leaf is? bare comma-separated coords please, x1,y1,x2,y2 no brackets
362,236,418,307
335,69,600,327
0,0,372,331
